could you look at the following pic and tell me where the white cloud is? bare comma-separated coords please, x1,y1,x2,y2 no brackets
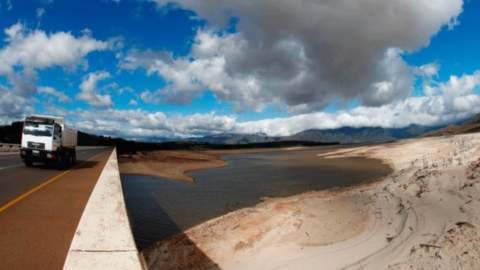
103,82,118,91
76,71,114,108
1,1,474,140
38,86,72,103
0,85,35,125
129,99,138,106
140,90,152,103
237,71,480,136
36,7,45,19
57,70,480,139
69,108,237,139
0,23,107,95
36,7,46,28
118,86,134,95
434,71,480,112
125,0,464,112
415,63,441,78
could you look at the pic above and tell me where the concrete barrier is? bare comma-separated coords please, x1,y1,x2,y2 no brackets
0,143,21,153
63,148,145,270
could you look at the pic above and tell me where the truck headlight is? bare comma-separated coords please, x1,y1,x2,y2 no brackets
47,154,52,158
21,150,26,155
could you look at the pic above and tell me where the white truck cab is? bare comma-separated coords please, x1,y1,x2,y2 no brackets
20,114,77,167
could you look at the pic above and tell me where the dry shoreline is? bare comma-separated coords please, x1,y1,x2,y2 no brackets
118,150,228,182
118,145,344,182
143,134,480,269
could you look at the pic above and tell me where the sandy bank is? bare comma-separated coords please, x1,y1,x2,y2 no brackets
143,134,480,269
118,151,228,182
118,146,339,182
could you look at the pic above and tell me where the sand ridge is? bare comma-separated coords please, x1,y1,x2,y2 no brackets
143,133,480,269
118,150,229,182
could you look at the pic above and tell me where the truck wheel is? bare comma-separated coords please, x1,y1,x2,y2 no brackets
24,160,33,167
57,155,65,169
69,155,75,167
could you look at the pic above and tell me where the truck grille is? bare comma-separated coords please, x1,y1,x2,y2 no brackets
27,141,46,150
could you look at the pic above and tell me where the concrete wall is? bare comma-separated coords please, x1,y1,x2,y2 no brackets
63,148,145,270
0,143,21,153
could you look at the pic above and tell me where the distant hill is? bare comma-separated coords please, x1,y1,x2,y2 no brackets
183,124,444,145
0,121,23,144
421,113,480,137
187,133,281,144
279,125,442,144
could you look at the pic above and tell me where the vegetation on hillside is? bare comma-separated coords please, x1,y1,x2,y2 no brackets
422,114,480,137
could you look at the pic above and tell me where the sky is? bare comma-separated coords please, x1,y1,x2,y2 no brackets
0,0,479,140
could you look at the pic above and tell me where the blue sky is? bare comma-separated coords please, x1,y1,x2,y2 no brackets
0,0,479,139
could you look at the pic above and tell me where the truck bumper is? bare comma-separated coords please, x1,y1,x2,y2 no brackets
20,148,58,163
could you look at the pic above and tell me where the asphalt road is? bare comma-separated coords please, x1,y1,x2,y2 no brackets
0,147,113,270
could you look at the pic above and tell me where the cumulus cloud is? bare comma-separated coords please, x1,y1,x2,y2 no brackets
414,63,442,96
434,71,480,112
69,108,237,139
76,71,114,108
36,7,45,19
238,71,480,136
414,63,441,79
129,99,138,106
118,86,134,95
0,85,35,125
0,23,107,95
1,1,472,140
36,8,46,28
52,69,479,139
120,0,464,112
38,86,72,103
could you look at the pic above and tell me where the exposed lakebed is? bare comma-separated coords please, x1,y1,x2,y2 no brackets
120,148,392,251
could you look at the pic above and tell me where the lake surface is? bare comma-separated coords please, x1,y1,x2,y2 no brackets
120,148,392,251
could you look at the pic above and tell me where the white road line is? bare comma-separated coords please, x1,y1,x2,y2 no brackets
0,164,23,170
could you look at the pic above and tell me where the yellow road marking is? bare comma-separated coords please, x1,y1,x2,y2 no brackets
0,149,111,213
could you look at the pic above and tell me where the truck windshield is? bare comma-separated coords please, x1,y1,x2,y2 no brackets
23,121,53,137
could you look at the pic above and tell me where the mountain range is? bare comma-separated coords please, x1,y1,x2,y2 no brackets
192,113,480,144
2,113,480,145
279,125,443,144
189,124,443,145
186,132,280,144
421,113,480,137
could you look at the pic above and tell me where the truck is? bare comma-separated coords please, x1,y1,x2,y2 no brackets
20,114,78,168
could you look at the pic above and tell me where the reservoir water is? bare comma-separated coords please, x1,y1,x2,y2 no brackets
120,148,392,251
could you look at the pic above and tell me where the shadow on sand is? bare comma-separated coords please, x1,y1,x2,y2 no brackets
121,176,220,270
